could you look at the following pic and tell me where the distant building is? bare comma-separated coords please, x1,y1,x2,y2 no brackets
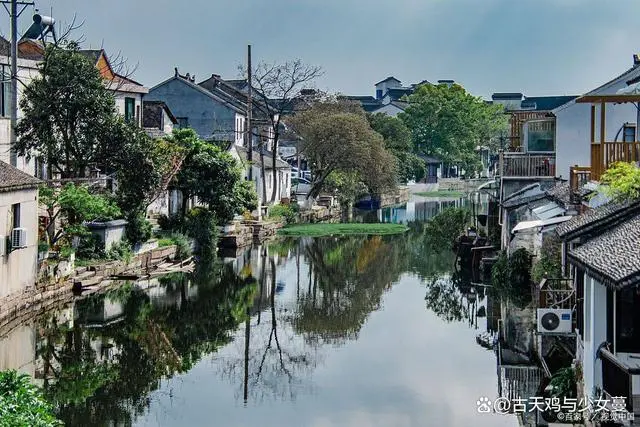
345,76,453,117
142,101,178,138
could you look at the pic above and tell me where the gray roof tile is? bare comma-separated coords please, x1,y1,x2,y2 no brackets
0,161,41,192
556,201,640,239
568,213,640,289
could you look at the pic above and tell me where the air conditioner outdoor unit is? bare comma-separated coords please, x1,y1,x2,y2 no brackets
11,228,27,249
537,308,572,334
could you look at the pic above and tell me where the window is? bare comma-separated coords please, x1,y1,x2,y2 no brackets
124,97,135,122
376,89,383,99
11,203,20,228
623,124,636,142
0,64,9,117
177,117,189,129
525,119,555,152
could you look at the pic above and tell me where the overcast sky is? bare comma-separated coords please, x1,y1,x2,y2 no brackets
13,0,640,99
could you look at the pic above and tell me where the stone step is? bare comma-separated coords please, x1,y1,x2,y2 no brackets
75,270,96,281
74,275,103,288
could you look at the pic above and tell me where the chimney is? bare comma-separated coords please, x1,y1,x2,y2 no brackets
211,73,221,79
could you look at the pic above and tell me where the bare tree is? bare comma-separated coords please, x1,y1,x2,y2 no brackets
240,60,323,203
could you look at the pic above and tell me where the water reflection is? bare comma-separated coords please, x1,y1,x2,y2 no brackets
0,196,515,427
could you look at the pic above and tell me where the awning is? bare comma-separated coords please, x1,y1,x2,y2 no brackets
512,216,573,233
532,202,566,220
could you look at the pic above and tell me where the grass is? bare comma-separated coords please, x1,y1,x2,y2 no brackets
414,190,466,197
279,223,409,237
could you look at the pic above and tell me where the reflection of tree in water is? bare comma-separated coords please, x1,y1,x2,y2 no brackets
37,258,256,426
219,245,319,404
294,235,406,344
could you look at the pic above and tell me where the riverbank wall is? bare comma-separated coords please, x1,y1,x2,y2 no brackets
378,187,410,208
0,245,178,332
219,206,342,249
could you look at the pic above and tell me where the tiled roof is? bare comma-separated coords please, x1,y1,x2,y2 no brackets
502,183,546,209
568,213,640,289
523,96,577,111
555,201,640,239
545,182,571,205
0,161,41,192
0,37,44,60
235,146,290,169
375,76,401,85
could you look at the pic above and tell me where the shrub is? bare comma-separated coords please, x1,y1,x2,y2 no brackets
185,207,218,254
158,214,185,231
167,232,192,260
532,234,562,284
125,211,152,245
0,370,62,426
268,204,297,224
424,207,471,250
491,249,533,308
76,234,105,260
106,240,133,263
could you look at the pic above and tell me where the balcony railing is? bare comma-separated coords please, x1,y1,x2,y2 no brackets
590,142,640,181
536,278,574,310
500,153,556,177
600,348,639,413
569,166,592,203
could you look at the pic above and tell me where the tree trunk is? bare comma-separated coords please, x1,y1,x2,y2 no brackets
270,136,279,203
340,201,353,222
181,192,189,218
260,150,267,205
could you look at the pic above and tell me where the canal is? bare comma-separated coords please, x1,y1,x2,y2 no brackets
0,195,518,427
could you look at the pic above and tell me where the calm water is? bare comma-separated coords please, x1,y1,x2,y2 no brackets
0,196,517,427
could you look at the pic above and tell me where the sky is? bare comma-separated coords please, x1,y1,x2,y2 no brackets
9,0,640,99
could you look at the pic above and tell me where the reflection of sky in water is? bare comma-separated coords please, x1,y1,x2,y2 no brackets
134,254,517,427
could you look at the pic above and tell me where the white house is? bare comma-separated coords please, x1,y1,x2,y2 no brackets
552,56,640,181
557,201,640,413
0,160,41,298
0,38,43,175
230,145,291,209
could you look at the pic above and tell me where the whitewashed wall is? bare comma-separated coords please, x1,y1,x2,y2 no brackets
555,101,637,180
0,187,39,297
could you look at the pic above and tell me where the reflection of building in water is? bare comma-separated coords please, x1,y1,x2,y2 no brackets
378,198,467,223
0,325,36,378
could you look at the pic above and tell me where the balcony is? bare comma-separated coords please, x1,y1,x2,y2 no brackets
590,141,640,181
500,152,556,178
569,166,592,204
600,348,640,414
535,278,574,310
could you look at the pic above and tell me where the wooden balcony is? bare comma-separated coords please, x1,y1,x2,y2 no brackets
590,141,640,181
500,152,555,178
600,348,640,414
569,166,591,204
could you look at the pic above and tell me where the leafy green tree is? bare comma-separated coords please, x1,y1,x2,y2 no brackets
173,129,257,223
599,161,640,202
367,113,425,183
287,99,397,201
39,184,121,247
0,370,62,426
400,83,507,176
15,42,118,178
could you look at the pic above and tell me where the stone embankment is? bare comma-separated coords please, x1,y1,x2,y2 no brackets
0,245,179,332
219,206,342,249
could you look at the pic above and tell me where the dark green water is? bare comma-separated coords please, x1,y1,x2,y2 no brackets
0,196,517,427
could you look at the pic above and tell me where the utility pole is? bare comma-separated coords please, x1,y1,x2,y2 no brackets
1,0,34,166
246,44,253,181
